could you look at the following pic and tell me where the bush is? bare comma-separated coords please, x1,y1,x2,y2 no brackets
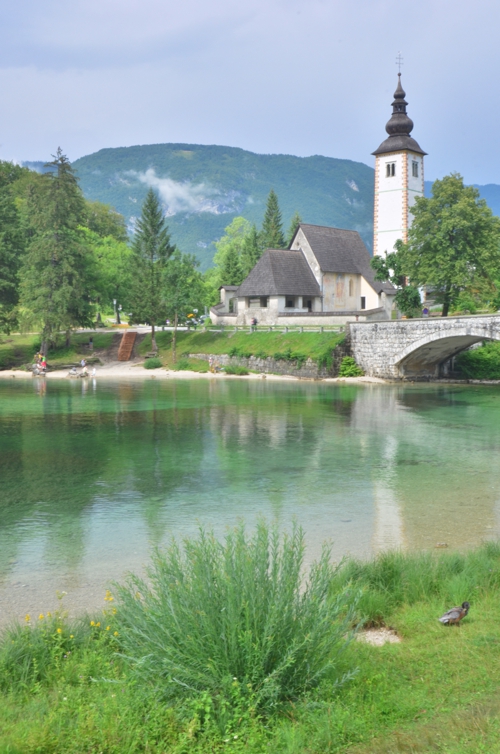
173,358,191,371
224,364,249,375
455,341,500,379
338,356,364,377
144,357,162,370
113,522,358,714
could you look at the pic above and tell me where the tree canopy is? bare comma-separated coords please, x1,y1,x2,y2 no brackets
396,173,500,316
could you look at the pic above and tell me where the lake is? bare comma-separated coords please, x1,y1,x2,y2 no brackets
1,377,499,625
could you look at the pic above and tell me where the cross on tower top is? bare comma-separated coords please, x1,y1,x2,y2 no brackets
396,52,403,73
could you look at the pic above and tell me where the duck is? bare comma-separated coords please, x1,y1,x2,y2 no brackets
438,601,470,625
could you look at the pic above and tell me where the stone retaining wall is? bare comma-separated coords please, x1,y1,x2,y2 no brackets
189,343,351,378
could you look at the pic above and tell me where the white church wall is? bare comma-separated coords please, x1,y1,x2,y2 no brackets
360,277,380,310
289,230,322,286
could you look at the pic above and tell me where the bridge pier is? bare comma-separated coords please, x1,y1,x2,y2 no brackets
349,315,500,380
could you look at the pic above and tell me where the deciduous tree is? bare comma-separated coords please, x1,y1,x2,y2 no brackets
397,173,500,316
164,251,204,362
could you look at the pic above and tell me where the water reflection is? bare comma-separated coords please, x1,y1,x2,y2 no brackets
1,379,500,624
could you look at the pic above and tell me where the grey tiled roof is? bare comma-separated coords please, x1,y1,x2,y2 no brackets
372,134,426,156
236,249,321,297
298,224,394,296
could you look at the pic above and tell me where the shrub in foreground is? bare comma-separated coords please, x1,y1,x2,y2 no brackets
144,357,162,369
114,522,358,714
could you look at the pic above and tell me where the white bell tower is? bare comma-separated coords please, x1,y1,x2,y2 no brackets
372,74,426,257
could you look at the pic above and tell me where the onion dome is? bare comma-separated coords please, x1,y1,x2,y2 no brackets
372,74,426,156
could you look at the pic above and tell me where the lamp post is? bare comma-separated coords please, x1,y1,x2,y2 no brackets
113,299,117,324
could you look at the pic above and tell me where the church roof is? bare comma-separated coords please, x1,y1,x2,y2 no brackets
372,74,427,156
297,224,394,295
236,249,321,296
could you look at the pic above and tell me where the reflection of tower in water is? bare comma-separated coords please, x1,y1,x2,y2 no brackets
351,385,500,552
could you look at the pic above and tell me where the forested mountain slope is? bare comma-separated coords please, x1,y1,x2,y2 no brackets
71,144,375,269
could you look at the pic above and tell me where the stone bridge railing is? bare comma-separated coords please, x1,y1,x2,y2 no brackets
349,314,500,379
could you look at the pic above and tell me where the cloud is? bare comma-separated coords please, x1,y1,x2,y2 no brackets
131,168,219,215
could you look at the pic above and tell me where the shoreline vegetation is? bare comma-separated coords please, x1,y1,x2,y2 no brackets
2,525,500,753
2,329,500,382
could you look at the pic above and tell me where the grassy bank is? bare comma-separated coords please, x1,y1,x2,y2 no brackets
0,332,115,370
139,329,345,371
2,528,500,753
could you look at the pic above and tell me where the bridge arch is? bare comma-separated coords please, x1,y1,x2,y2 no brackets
392,322,500,377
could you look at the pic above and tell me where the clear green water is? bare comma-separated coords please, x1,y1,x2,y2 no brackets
1,377,500,623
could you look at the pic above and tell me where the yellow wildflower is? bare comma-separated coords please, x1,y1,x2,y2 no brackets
112,608,117,615
39,613,44,620
96,622,101,627
104,590,114,602
106,626,110,631
57,628,62,634
25,614,31,622
113,631,119,637
90,621,95,626
46,611,51,617
70,635,74,639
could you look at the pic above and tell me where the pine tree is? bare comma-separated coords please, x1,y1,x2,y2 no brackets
130,188,175,351
286,211,302,247
241,224,261,275
19,149,94,353
0,162,28,332
220,244,244,286
260,189,285,250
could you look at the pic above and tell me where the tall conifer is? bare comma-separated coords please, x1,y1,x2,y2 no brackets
19,148,93,353
286,211,302,247
130,188,175,351
219,244,244,286
260,189,285,250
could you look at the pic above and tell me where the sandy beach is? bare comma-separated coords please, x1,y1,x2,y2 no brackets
0,361,387,384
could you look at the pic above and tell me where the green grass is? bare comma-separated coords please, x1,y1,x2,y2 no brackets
2,539,500,752
455,341,500,380
138,330,345,371
0,332,115,370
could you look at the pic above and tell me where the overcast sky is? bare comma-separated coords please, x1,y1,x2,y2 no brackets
1,0,499,184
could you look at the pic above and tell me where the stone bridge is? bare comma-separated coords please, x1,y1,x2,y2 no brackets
349,314,500,379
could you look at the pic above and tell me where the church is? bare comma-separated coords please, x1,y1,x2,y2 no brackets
211,73,426,327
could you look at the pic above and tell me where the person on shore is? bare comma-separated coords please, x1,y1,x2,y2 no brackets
209,355,214,373
251,316,258,332
80,358,86,368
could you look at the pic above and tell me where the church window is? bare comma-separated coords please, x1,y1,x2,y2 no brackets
412,161,419,177
386,162,396,177
360,296,366,310
285,297,295,308
260,297,268,308
348,278,353,297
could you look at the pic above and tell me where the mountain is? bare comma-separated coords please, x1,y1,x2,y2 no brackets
44,143,500,271
71,144,375,269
